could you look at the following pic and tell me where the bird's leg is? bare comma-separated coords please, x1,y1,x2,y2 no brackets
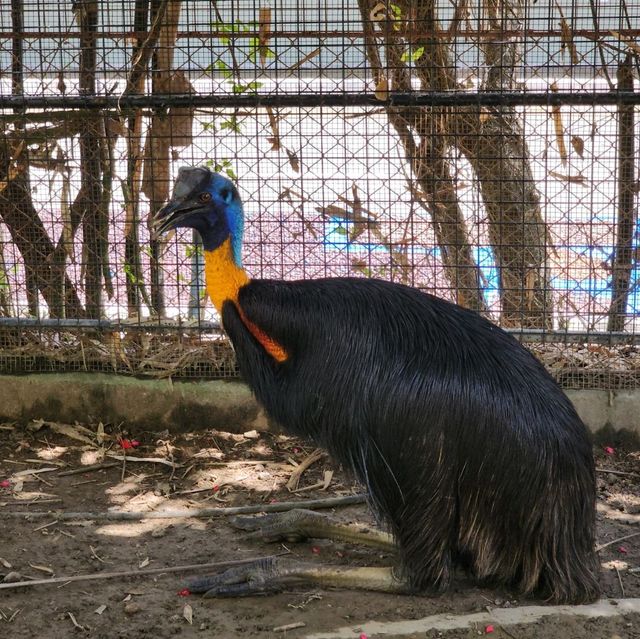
186,556,407,597
229,508,396,552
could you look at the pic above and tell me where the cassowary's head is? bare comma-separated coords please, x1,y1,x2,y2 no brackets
152,167,244,265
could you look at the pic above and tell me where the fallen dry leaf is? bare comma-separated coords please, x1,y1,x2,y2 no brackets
183,603,193,625
49,422,96,446
375,76,389,101
571,135,585,158
29,563,54,575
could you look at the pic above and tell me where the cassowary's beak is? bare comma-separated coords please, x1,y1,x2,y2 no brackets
150,166,212,240
150,201,184,240
151,199,204,240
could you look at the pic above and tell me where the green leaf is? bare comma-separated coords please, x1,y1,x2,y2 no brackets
215,60,234,80
185,245,203,259
123,264,142,285
335,226,348,236
401,46,425,63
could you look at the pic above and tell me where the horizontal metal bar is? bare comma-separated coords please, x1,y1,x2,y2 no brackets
1,28,640,40
512,329,640,345
0,317,637,344
1,91,639,111
0,317,223,332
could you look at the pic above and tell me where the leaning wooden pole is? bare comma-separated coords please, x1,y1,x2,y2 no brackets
607,53,637,332
76,0,107,319
10,0,37,315
124,0,151,317
143,0,181,318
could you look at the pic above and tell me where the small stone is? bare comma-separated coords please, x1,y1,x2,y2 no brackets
2,572,22,583
124,603,141,615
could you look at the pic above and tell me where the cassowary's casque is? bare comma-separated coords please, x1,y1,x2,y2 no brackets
153,167,600,603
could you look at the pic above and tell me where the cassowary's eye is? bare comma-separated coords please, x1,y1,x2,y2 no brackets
199,192,211,203
220,188,231,202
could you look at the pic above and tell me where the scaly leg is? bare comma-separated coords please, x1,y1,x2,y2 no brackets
186,556,407,597
230,508,396,552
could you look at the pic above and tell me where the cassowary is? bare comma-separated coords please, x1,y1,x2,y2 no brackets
152,167,600,603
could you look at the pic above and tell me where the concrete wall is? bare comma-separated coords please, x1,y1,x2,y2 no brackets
0,374,638,444
0,373,268,434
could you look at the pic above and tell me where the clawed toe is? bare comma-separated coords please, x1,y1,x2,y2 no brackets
186,557,287,597
229,509,331,543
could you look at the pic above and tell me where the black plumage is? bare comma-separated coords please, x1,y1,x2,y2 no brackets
222,277,599,602
153,168,600,603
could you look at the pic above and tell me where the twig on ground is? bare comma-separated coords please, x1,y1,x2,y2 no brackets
596,468,640,479
106,453,180,469
67,612,84,631
0,494,367,521
0,553,289,591
273,621,306,632
287,449,324,491
90,545,107,564
11,467,59,478
616,566,625,597
58,462,119,477
33,519,58,532
596,530,640,552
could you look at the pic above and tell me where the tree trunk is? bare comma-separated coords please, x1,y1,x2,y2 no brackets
75,0,108,319
607,53,637,332
11,0,37,315
143,0,181,318
0,226,14,317
456,0,552,328
358,0,553,327
0,141,85,317
357,0,488,312
124,0,151,318
4,0,82,318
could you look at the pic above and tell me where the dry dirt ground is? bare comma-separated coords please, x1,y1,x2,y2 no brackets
0,421,639,639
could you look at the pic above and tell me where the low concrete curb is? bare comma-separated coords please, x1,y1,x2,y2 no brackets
305,598,640,639
0,373,638,439
0,373,268,434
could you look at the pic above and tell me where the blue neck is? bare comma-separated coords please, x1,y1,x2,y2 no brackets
196,203,244,267
225,201,244,267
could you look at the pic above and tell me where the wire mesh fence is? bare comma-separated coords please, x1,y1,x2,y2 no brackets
0,0,639,388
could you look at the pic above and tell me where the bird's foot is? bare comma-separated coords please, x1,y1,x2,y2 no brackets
230,508,396,551
186,557,406,597
229,508,334,543
186,556,301,597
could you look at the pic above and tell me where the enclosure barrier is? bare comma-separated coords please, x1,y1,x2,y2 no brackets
0,0,639,389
